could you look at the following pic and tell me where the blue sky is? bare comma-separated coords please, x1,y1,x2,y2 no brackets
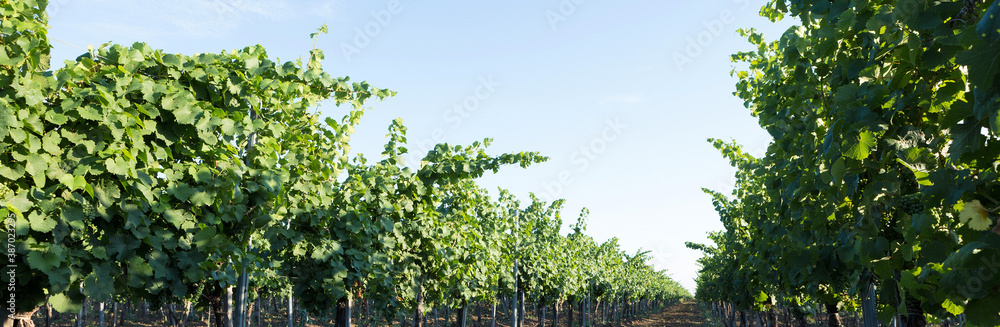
46,0,792,293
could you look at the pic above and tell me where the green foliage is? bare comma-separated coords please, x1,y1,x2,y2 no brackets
693,0,1000,325
1,0,391,313
2,2,689,322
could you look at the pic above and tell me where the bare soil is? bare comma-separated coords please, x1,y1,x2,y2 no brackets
604,301,707,327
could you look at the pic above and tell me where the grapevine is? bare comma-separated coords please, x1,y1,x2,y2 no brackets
899,193,924,216
0,2,690,327
690,0,1000,325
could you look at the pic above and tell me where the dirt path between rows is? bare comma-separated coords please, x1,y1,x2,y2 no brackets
609,301,708,327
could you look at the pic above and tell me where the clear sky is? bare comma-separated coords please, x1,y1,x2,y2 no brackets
46,0,793,293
